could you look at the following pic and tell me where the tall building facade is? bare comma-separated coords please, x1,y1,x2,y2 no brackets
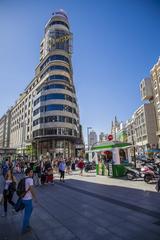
0,115,6,148
4,10,83,158
116,122,127,143
140,78,153,102
125,118,135,145
133,104,158,150
0,109,11,148
150,57,160,146
99,132,106,142
89,130,97,147
111,116,120,141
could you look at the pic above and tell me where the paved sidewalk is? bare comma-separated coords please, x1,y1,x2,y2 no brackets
65,173,157,192
0,174,160,240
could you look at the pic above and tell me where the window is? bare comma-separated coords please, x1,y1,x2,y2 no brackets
40,65,70,79
59,116,65,122
33,119,38,126
48,75,69,82
66,95,72,102
34,98,40,106
73,108,77,114
45,105,64,111
38,84,73,92
33,105,74,114
74,130,77,136
45,93,65,100
40,55,70,71
45,116,57,123
44,128,57,135
56,128,61,135
40,107,44,112
66,117,72,123
64,105,72,112
48,20,69,29
33,109,39,116
44,84,65,90
56,140,64,148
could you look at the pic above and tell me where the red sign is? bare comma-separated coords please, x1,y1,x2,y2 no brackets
104,151,111,155
108,134,113,141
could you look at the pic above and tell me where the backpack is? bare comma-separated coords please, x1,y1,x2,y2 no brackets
33,164,37,173
16,178,27,198
8,181,16,193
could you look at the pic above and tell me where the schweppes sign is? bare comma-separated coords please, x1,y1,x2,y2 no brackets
55,34,71,43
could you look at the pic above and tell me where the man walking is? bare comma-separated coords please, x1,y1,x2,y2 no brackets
22,168,37,234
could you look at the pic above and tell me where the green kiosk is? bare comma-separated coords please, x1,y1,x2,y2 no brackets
89,141,132,177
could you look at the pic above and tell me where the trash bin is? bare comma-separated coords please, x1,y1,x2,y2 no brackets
112,164,126,177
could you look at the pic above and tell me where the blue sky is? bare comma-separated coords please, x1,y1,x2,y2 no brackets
0,0,160,143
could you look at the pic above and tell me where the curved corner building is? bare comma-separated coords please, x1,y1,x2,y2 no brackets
32,10,82,158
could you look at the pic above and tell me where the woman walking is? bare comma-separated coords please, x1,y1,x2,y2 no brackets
2,169,16,217
59,160,66,182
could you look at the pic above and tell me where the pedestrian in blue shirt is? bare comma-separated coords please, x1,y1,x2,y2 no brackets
59,160,66,182
2,160,9,178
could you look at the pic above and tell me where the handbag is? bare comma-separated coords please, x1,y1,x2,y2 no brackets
8,182,16,192
14,198,25,212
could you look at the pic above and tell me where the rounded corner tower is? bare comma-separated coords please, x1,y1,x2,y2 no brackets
32,10,83,158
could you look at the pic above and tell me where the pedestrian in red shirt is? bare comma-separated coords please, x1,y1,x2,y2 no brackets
78,159,85,176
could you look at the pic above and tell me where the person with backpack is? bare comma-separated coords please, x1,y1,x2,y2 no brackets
2,169,16,217
20,168,37,234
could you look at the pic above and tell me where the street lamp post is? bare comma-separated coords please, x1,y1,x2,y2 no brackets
21,121,26,160
131,127,136,168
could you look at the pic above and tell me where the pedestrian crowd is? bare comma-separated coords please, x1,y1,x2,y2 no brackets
0,156,85,234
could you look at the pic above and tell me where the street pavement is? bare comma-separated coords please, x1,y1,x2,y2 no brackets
0,171,160,240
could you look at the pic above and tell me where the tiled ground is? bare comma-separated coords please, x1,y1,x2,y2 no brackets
0,174,160,240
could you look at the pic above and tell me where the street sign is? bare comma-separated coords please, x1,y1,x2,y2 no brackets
108,134,113,141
